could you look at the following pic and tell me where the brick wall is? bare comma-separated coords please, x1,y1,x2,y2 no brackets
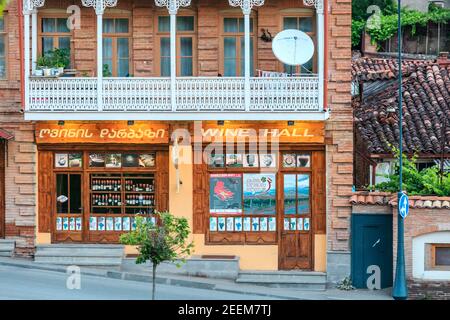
408,280,450,300
393,205,450,279
325,0,353,282
1,1,36,256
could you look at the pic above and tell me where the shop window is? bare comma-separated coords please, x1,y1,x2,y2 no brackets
208,152,278,235
103,18,131,77
156,15,196,77
0,17,7,79
281,15,316,74
53,151,159,236
221,17,255,77
39,17,71,66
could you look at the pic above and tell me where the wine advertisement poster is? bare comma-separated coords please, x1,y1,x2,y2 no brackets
243,174,276,215
209,174,242,215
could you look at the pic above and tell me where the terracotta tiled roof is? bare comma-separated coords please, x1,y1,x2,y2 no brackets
350,192,450,209
350,192,393,205
352,57,431,82
354,61,450,154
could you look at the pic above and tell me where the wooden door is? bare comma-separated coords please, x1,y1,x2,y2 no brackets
53,172,84,242
0,141,5,239
278,151,318,270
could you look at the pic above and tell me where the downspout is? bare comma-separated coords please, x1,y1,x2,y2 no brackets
18,0,25,109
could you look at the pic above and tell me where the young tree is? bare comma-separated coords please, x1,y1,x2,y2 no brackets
120,211,194,300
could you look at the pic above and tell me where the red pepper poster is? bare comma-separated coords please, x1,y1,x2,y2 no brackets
209,174,243,215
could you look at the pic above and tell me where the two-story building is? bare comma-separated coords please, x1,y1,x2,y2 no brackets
0,0,353,285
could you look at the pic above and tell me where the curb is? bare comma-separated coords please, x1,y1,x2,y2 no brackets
0,258,301,300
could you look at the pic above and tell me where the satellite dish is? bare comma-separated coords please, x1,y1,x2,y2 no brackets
272,29,315,66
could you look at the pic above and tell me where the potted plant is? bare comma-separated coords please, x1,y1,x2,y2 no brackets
36,55,52,77
48,48,70,75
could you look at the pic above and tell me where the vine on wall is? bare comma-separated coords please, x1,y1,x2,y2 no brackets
352,4,450,48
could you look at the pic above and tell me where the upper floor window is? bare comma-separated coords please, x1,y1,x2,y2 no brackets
103,18,131,77
156,15,196,77
0,17,7,79
221,17,255,77
40,17,71,56
282,15,316,74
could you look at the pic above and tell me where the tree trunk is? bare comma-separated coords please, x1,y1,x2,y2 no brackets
152,263,157,300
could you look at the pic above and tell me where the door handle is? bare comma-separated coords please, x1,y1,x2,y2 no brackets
372,238,381,248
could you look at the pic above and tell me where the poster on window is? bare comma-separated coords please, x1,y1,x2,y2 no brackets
243,174,276,215
209,174,242,215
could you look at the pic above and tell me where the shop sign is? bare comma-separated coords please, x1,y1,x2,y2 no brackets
35,122,169,144
196,121,325,144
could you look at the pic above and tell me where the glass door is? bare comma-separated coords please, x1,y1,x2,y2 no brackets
279,152,313,270
54,173,83,242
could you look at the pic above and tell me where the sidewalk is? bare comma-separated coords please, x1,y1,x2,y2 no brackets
0,257,392,300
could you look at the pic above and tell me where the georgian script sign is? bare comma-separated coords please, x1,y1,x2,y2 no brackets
35,122,169,144
195,121,325,144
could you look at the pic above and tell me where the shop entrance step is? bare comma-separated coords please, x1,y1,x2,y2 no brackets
0,240,15,257
34,244,124,267
236,270,327,290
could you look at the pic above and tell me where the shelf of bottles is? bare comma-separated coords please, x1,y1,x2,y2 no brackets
89,173,156,232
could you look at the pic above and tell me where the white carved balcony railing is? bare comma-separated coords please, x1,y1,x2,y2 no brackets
29,78,98,111
27,76,321,116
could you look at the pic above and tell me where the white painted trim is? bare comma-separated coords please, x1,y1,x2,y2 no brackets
170,12,177,112
317,12,324,112
96,13,103,112
24,110,330,121
31,10,38,73
24,12,31,110
412,231,450,281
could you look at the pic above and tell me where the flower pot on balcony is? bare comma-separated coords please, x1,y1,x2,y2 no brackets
58,67,64,75
43,68,51,77
34,69,44,76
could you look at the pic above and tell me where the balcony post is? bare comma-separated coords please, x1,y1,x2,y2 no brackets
82,0,118,112
31,10,38,73
229,1,264,112
155,1,192,112
23,0,45,110
304,0,324,111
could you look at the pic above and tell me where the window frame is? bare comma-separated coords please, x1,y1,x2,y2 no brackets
102,15,132,77
38,14,73,64
431,244,450,269
219,13,257,77
154,10,198,77
278,10,317,74
0,15,8,80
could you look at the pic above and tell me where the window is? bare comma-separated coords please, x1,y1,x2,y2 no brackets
281,15,316,74
208,152,278,236
156,15,196,77
39,17,71,59
0,17,6,79
221,17,255,76
432,244,450,267
103,18,131,77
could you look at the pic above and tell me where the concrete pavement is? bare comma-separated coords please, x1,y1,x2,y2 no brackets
0,257,392,300
0,265,279,300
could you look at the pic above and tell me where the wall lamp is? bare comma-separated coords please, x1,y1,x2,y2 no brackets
58,120,65,126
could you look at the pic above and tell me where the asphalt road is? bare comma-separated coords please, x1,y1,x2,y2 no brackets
0,265,277,300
